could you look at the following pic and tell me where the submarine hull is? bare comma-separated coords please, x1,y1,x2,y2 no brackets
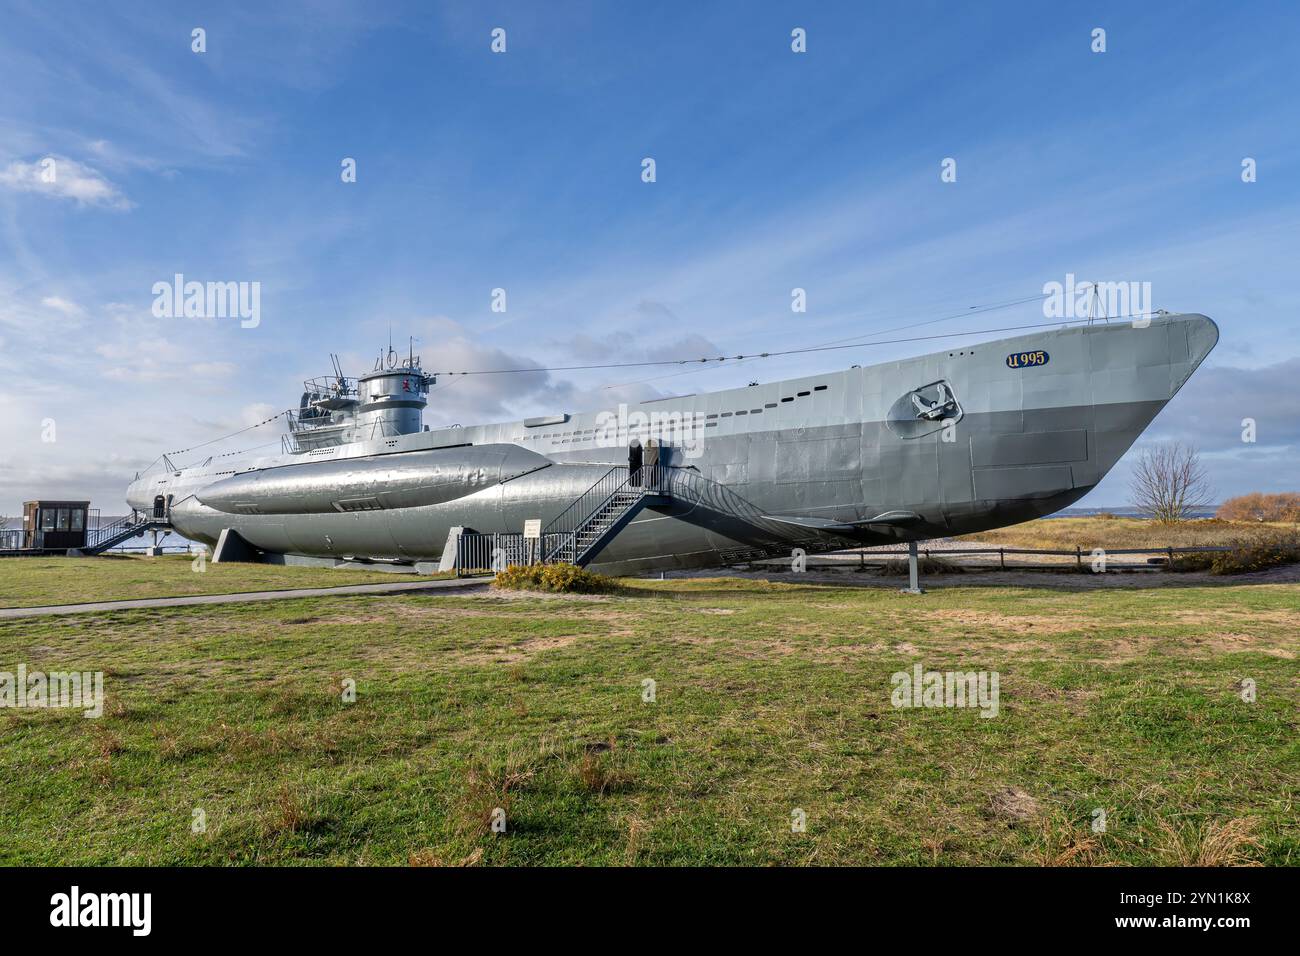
130,314,1219,573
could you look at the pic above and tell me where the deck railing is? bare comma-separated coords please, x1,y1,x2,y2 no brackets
0,529,39,552
453,531,571,575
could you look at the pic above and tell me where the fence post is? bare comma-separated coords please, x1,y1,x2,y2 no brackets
999,547,1005,570
1076,545,1082,569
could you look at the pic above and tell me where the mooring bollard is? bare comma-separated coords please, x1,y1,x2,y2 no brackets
900,540,925,595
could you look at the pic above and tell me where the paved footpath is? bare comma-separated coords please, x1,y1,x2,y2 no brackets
0,577,488,619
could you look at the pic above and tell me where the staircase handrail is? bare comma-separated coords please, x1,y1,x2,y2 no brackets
660,466,797,537
543,466,624,537
541,464,674,563
85,498,185,552
87,514,142,549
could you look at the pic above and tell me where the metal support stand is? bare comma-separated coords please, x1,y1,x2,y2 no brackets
212,528,260,564
900,540,925,595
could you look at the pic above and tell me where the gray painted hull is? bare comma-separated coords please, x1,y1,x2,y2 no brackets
127,314,1219,573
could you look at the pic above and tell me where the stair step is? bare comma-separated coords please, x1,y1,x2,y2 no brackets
544,471,663,565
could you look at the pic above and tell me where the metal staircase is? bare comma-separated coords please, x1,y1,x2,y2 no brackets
82,514,170,555
542,465,671,566
452,463,817,575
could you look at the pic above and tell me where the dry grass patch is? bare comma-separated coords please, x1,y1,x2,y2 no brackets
623,813,649,864
1173,607,1300,628
1033,811,1106,866
958,516,1292,551
574,750,635,796
272,787,308,835
1155,817,1263,867
409,847,483,867
988,786,1041,824
924,609,1087,635
1005,681,1098,711
1181,632,1295,657
459,753,539,840
451,634,582,666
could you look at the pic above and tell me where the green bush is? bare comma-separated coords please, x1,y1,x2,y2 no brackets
1209,536,1300,574
491,562,617,593
1172,534,1300,574
1169,551,1215,572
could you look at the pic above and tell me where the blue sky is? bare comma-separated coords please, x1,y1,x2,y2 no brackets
2,0,1298,514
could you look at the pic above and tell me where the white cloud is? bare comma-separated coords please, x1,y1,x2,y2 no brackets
240,403,276,426
192,362,238,379
0,156,132,209
41,295,84,317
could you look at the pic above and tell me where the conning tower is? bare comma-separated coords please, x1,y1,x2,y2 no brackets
356,356,428,437
286,346,433,452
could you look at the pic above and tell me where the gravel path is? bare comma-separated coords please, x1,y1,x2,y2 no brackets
0,577,488,619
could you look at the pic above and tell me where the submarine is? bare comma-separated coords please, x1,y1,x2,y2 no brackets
125,313,1219,573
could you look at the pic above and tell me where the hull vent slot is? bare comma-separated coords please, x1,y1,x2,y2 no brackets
333,497,384,513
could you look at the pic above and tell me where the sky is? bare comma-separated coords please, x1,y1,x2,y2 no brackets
1,0,1298,516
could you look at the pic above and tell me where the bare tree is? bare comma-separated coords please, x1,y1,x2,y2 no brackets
1129,442,1214,524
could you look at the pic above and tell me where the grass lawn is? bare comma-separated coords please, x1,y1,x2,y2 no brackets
1,575,1295,866
954,516,1298,551
0,554,445,608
